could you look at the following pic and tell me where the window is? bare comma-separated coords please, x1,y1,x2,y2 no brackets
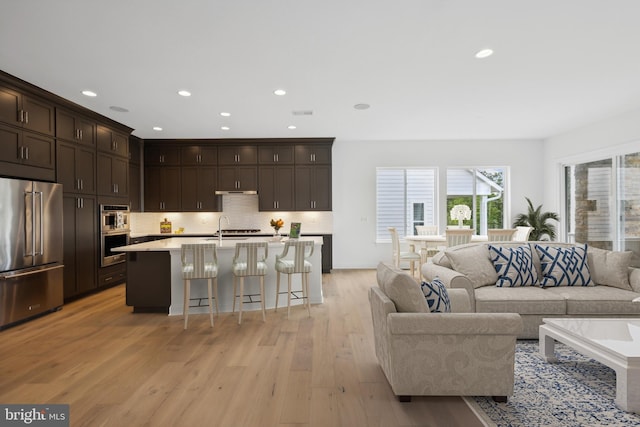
446,168,507,234
564,151,640,267
376,168,437,240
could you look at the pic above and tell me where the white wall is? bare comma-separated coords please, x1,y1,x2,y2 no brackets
332,139,544,268
542,107,640,236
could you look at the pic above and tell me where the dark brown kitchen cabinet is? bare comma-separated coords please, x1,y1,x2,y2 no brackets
0,123,55,170
258,145,294,165
181,166,221,211
144,166,181,211
0,85,55,136
218,145,257,165
144,145,181,166
55,108,96,146
181,145,217,165
294,144,332,165
218,166,257,192
97,124,128,158
57,140,96,194
126,251,171,313
97,152,128,198
258,166,295,211
63,193,97,299
129,136,141,212
295,164,332,211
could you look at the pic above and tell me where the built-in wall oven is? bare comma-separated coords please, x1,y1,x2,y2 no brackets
100,204,130,267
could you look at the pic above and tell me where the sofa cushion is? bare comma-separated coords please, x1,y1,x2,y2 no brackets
488,244,538,287
431,251,452,269
587,246,632,290
543,286,640,315
535,244,593,287
474,286,566,315
421,278,451,313
376,262,430,313
445,245,498,288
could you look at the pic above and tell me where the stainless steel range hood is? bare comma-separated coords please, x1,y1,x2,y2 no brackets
214,190,258,195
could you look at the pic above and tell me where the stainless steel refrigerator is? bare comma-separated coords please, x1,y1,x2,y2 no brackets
0,177,64,328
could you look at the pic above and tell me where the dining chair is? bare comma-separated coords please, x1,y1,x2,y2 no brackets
487,228,517,242
232,241,268,325
274,240,314,318
415,225,440,262
445,229,474,247
388,227,421,278
181,243,218,330
513,226,533,242
415,225,438,235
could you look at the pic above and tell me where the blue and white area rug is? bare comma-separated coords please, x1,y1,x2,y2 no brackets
464,340,640,427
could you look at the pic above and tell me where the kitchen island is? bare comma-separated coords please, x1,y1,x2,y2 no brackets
116,236,323,316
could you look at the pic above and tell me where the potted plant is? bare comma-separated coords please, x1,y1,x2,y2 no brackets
513,197,560,241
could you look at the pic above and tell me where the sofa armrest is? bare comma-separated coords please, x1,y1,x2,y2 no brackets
387,312,523,336
422,262,477,311
629,267,640,293
449,288,471,313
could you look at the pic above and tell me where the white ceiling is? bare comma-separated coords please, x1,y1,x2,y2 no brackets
2,0,640,141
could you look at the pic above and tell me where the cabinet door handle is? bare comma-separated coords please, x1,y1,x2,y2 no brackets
23,110,29,124
24,147,29,160
80,179,84,190
79,129,83,140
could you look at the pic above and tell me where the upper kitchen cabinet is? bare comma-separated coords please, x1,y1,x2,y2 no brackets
97,152,128,198
218,166,258,192
294,144,332,165
258,145,294,165
0,122,55,181
129,136,141,212
144,144,181,166
145,166,181,211
258,165,295,211
218,145,257,165
181,166,221,211
0,84,55,136
55,108,96,146
57,140,96,194
181,145,217,165
295,164,332,211
97,124,128,158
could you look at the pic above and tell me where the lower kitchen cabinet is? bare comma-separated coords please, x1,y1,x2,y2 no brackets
62,193,97,299
126,251,171,313
98,263,127,287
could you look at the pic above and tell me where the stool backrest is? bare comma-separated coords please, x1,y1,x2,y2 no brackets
181,243,217,279
277,240,314,273
233,242,269,275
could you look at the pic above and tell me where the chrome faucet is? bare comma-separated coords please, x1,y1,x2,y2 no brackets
218,215,230,246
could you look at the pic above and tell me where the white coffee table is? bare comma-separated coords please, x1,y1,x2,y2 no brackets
539,318,640,413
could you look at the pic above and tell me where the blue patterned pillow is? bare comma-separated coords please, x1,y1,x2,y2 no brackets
535,244,593,287
488,244,538,287
421,278,451,313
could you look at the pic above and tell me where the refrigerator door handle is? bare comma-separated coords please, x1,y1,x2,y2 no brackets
0,264,64,280
24,190,34,257
36,191,44,256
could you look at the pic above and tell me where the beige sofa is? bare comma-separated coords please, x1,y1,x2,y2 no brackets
370,262,523,402
422,241,640,339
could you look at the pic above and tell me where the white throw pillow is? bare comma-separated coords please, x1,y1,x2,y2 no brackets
445,245,498,288
587,246,632,290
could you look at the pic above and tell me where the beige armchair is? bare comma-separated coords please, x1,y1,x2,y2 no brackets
369,263,523,402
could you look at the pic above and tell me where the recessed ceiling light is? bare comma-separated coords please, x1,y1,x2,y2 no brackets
475,48,494,59
287,125,297,130
221,126,230,131
82,90,97,97
220,112,231,117
177,90,191,97
109,106,129,113
273,89,286,96
354,103,370,110
153,126,163,131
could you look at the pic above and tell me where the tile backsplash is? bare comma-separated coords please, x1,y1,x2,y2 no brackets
130,194,333,236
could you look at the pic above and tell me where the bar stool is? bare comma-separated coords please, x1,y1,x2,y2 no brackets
181,243,218,330
275,240,314,318
232,242,268,325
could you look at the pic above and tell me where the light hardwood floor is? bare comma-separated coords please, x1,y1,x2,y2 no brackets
0,269,484,427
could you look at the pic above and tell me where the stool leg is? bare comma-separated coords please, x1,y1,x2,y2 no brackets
238,277,244,325
207,278,214,328
183,279,190,330
275,271,281,312
260,275,266,322
232,275,237,313
304,272,311,317
287,273,292,319
213,277,219,316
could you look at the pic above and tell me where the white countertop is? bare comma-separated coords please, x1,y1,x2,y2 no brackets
116,236,323,252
